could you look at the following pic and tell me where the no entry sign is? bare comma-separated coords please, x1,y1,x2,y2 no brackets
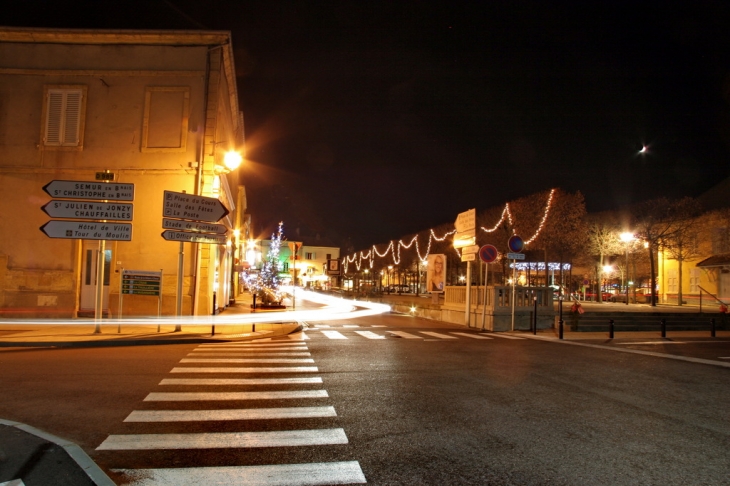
479,244,498,263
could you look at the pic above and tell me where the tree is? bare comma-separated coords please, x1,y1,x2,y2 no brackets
631,197,701,306
534,189,587,291
584,214,623,303
250,222,285,304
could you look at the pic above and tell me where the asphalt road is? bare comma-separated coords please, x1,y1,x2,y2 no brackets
1,312,728,485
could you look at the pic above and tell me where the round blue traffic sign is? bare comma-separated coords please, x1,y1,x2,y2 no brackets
508,235,524,253
479,244,498,263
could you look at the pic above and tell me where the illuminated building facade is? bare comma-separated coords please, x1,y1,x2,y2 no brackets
0,27,245,317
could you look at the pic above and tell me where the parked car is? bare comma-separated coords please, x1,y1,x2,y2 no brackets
388,284,411,293
610,289,657,304
576,291,612,302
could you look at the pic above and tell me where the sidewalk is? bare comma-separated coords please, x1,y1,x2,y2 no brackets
0,292,301,348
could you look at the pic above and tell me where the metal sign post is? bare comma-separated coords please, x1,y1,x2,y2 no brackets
478,245,498,331
507,236,524,332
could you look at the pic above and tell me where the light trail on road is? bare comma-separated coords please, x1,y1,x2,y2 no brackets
0,288,390,327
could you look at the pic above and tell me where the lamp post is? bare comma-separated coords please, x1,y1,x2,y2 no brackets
620,232,634,305
387,265,393,294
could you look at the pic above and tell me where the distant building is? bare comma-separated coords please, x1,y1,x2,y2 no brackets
247,239,340,290
0,27,246,317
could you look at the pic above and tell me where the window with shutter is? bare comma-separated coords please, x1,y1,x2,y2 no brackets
42,86,86,148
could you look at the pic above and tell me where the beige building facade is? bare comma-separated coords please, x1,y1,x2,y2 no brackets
0,27,246,318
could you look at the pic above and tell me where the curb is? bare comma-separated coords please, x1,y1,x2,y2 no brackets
0,323,304,348
0,419,114,486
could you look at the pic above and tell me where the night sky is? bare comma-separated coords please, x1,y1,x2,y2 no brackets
7,1,730,250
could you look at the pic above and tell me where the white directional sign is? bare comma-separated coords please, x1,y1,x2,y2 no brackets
163,191,229,223
162,218,227,234
42,200,133,221
461,253,477,262
43,180,135,201
462,244,480,254
507,252,525,260
40,221,132,241
161,230,227,245
454,208,476,232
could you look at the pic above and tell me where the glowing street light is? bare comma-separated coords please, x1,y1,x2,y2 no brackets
223,150,243,171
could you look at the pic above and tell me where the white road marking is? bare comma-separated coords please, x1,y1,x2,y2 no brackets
322,331,347,339
521,334,730,368
143,390,328,401
615,341,730,345
0,480,26,486
354,331,386,339
719,357,730,359
388,331,422,339
192,343,309,354
113,461,366,485
124,406,337,422
180,358,315,364
488,333,525,339
187,352,311,357
289,332,310,340
159,377,323,386
97,428,348,450
343,324,360,328
197,342,305,348
170,367,319,373
450,332,493,339
312,324,331,328
371,324,387,327
419,331,457,339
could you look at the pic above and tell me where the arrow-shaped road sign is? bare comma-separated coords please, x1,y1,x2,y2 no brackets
42,200,133,221
161,230,227,245
43,180,135,201
162,191,229,223
40,221,132,241
162,218,227,234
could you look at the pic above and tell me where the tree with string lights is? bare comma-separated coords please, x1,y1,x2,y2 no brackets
250,222,285,305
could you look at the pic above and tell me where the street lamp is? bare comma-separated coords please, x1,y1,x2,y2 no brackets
223,150,242,171
620,232,634,305
387,265,393,294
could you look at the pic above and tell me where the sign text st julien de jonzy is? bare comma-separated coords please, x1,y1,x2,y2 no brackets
40,179,135,241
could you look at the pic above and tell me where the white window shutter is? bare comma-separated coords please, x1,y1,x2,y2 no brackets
44,89,82,146
63,91,82,145
45,91,63,145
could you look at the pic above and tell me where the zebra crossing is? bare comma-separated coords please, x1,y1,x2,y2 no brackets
96,340,366,485
296,327,526,341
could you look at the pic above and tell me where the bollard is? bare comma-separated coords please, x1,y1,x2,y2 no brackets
559,319,564,340
609,319,614,339
711,318,716,338
533,296,538,335
661,318,666,338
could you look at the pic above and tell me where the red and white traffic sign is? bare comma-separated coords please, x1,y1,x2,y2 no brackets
162,190,229,223
479,244,498,263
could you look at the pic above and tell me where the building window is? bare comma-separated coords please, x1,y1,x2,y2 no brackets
667,269,677,293
42,85,87,148
306,252,315,260
141,86,190,152
689,269,700,293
